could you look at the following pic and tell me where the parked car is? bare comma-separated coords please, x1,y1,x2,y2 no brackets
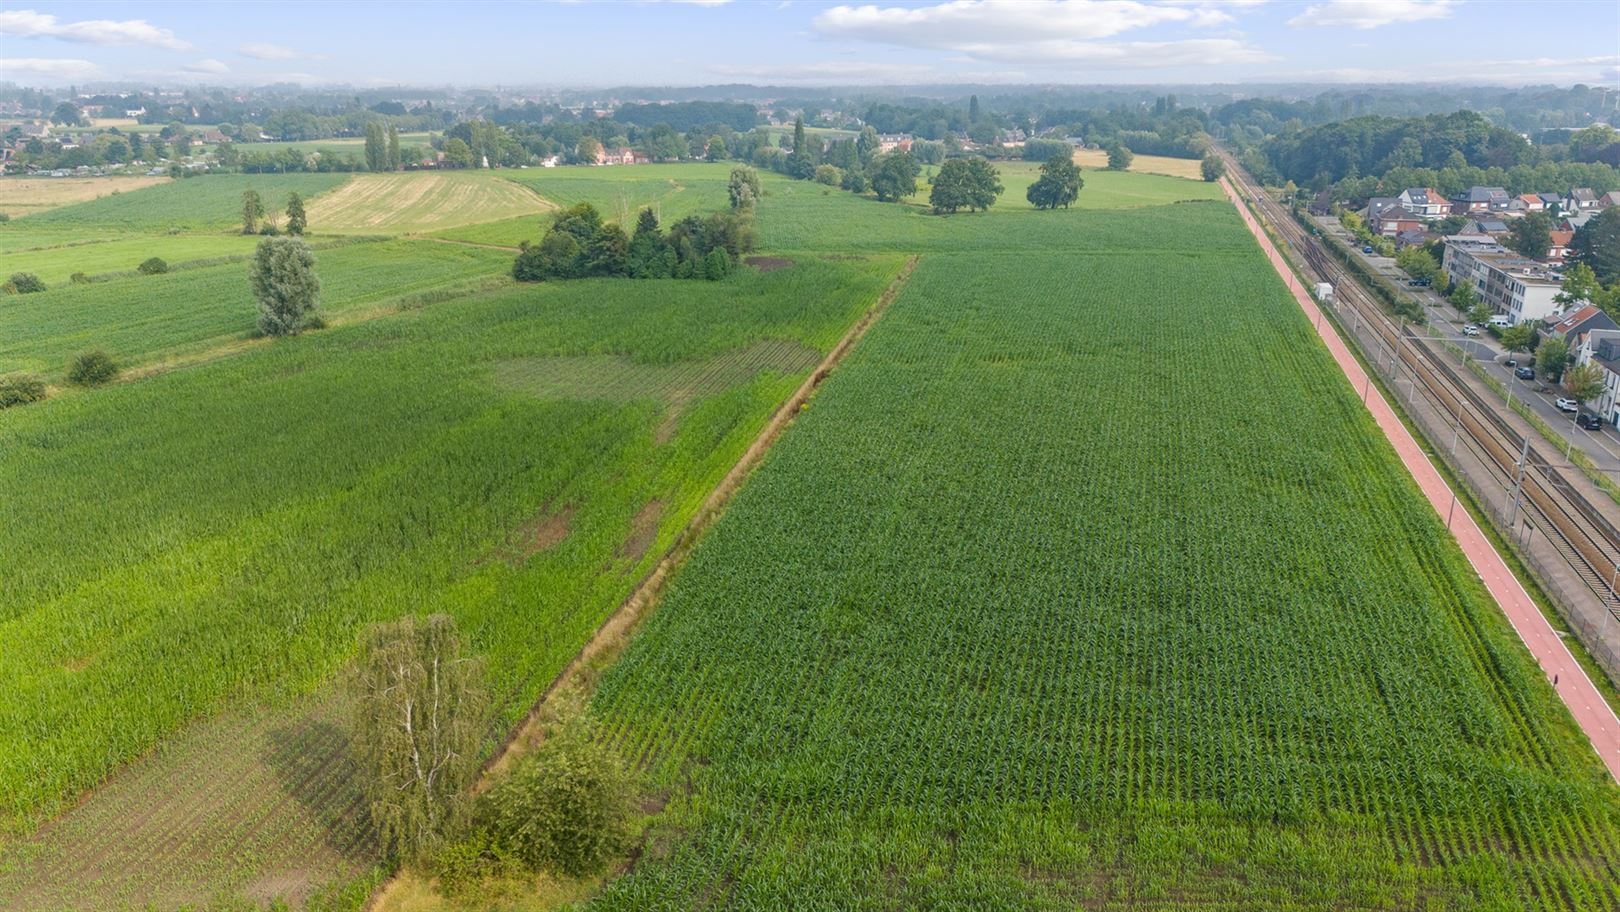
1556,398,1580,413
1505,358,1518,367
1578,412,1604,430
1515,367,1536,380
1488,315,1513,327
1362,245,1375,254
1462,325,1481,336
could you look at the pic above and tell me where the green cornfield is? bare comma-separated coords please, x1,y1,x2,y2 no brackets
581,206,1620,910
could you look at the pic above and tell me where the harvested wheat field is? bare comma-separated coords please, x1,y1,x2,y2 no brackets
1073,148,1204,179
0,176,171,218
304,171,553,234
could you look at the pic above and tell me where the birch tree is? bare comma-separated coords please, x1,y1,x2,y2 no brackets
352,613,486,861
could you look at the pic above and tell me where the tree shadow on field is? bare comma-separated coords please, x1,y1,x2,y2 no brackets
261,698,379,867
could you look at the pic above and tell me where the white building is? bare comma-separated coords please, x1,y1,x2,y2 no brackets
1440,238,1563,325
1577,329,1620,426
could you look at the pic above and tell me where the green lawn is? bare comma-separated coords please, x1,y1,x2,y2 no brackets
0,238,511,377
3,233,264,285
21,173,350,232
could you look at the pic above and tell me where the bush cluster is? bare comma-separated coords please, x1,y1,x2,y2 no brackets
0,372,47,408
433,719,637,893
68,350,119,386
5,272,46,294
513,203,750,282
138,257,169,275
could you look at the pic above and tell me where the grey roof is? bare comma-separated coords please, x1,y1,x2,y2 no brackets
1540,192,1564,204
1570,188,1597,202
1367,196,1400,215
1455,186,1509,202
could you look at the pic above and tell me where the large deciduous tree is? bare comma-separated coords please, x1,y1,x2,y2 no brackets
1106,143,1133,171
1026,154,1083,210
1200,153,1226,182
352,613,485,862
1507,211,1553,260
870,151,920,202
250,238,321,336
1566,362,1605,406
1570,208,1620,285
728,166,761,210
929,158,1002,214
1537,336,1571,383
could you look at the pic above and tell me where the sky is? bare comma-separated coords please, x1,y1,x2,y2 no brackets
1,0,1616,89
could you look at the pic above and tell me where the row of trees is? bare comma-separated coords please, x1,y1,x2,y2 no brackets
241,189,308,236
513,196,754,282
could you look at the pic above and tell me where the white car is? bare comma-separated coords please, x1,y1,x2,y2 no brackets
1556,398,1580,413
1462,325,1481,337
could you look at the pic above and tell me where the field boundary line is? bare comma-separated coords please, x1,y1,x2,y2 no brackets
476,254,921,784
1221,177,1620,783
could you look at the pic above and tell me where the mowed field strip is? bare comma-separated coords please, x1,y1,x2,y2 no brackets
304,171,553,234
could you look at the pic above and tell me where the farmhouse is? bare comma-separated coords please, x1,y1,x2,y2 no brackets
1441,237,1563,325
877,133,913,153
596,146,647,165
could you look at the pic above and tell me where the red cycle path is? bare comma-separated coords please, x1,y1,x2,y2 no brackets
1222,179,1620,784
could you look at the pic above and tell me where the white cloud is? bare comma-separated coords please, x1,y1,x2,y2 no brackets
811,1,1268,69
1289,0,1457,29
182,58,230,75
815,1,1205,46
0,9,189,49
706,60,941,83
0,57,101,80
239,42,304,60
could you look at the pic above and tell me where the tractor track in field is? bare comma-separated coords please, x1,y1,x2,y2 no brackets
1219,169,1620,784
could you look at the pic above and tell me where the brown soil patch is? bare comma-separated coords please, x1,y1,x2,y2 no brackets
744,256,793,273
512,505,576,561
619,499,665,564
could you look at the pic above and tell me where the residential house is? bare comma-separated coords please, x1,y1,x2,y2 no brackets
198,129,228,144
1366,196,1401,219
17,122,50,139
1309,190,1336,216
1548,230,1574,260
540,155,560,168
1463,218,1511,236
1513,193,1545,212
1600,190,1620,210
1567,188,1600,211
1577,329,1620,426
877,133,913,153
124,106,146,118
1539,192,1565,211
1550,305,1617,346
1398,187,1450,219
597,146,637,165
1441,237,1564,325
1369,205,1425,236
1394,227,1431,249
1564,212,1595,232
1451,186,1510,214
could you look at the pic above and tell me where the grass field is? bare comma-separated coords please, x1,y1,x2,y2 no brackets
303,172,552,234
0,239,511,378
0,252,903,908
4,233,264,285
0,176,171,218
236,133,435,155
21,173,350,231
561,203,1620,909
1074,147,1205,179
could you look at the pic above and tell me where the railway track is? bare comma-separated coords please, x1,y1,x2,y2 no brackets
1220,151,1620,623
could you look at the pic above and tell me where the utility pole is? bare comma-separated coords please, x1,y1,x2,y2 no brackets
1507,436,1531,529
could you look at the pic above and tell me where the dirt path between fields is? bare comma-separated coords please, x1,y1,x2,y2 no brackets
1222,177,1620,784
479,253,920,780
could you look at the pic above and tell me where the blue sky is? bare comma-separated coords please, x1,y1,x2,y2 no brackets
1,1,1616,88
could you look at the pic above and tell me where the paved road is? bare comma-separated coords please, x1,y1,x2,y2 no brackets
1311,216,1620,475
1228,180,1620,784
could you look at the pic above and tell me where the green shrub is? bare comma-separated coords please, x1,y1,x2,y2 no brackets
0,372,47,408
70,271,91,284
476,719,636,878
7,272,46,294
0,213,11,222
68,350,119,386
138,257,169,275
